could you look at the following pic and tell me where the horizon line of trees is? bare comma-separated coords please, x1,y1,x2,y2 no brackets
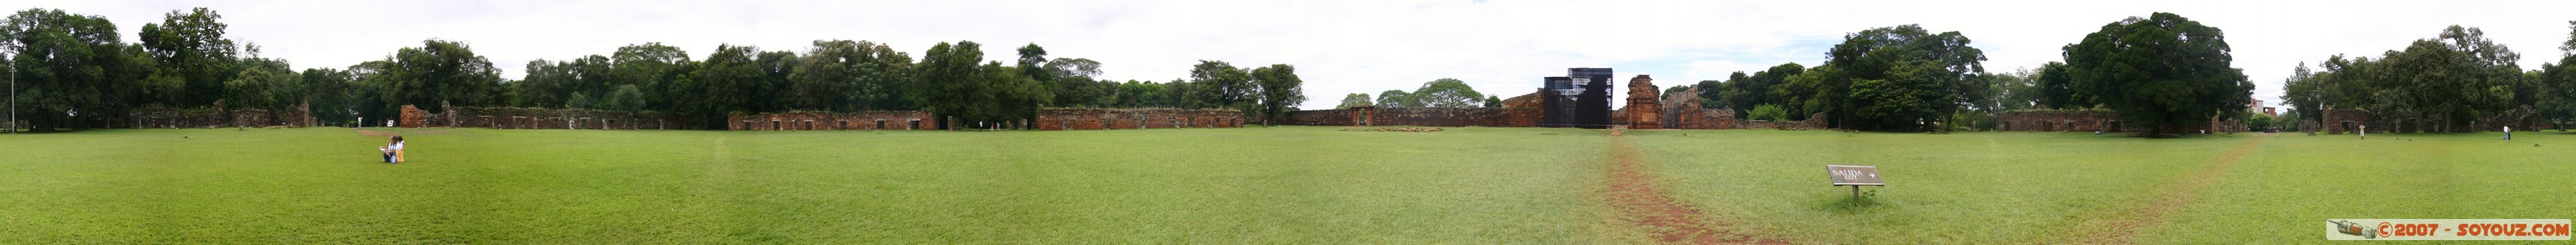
1675,13,2261,136
2,7,1307,131
2283,22,2576,133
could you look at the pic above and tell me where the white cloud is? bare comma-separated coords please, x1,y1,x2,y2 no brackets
8,0,2574,109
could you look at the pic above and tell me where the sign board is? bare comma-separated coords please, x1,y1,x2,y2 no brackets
1827,165,1883,186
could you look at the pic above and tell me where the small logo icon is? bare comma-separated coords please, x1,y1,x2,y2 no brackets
2331,220,2377,238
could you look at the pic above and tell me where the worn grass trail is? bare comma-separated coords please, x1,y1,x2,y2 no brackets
1600,134,1782,244
2066,136,2269,244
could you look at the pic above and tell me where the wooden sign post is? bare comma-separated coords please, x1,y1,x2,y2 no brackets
1827,165,1883,198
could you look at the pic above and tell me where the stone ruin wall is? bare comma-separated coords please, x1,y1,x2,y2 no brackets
1283,107,1365,127
729,111,933,131
1658,87,1737,130
461,108,693,130
398,105,432,128
1035,108,1246,131
1499,94,1544,127
1620,75,1662,129
1374,108,1512,127
401,104,694,130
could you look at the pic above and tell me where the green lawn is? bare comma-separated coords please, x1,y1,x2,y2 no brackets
1625,130,2575,244
3,127,2569,243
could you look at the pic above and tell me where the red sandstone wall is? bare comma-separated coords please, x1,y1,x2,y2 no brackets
399,105,429,128
1622,75,1662,129
728,111,934,131
1284,108,1366,126
394,105,693,130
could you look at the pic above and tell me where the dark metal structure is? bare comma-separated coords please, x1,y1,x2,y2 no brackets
1539,68,1613,128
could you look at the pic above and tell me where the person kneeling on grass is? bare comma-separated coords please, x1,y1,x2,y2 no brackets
379,136,406,163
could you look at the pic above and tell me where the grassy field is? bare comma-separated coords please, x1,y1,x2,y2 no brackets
1627,130,2576,243
3,127,2570,243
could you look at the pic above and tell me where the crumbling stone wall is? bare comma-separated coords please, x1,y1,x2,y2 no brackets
1285,107,1369,127
728,111,933,131
1500,93,1543,127
399,105,431,128
1036,108,1245,131
1998,110,2119,132
1374,108,1509,127
1659,87,1737,130
457,108,693,130
398,105,693,130
2308,109,2373,134
1621,75,1662,129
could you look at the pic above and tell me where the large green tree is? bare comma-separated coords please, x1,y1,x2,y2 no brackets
918,41,1051,125
2382,26,2523,132
1781,24,1986,131
1410,78,1485,108
1336,93,1371,109
1722,63,1802,116
224,56,298,111
139,7,236,106
2063,12,2252,136
685,44,765,127
788,40,897,112
2030,61,2083,109
299,68,359,124
610,42,694,113
2290,26,2532,133
1375,90,1416,108
380,39,503,112
753,49,799,113
1250,64,1303,123
2542,21,2576,130
2,8,138,131
1188,60,1254,111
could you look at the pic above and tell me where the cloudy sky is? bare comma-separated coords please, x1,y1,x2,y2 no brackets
11,0,2574,109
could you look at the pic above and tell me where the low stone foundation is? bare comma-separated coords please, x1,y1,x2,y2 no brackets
728,111,934,131
401,105,693,130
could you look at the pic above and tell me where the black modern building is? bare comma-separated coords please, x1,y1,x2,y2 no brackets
1539,68,1614,128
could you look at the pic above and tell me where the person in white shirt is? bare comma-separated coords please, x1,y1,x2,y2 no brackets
379,136,397,163
391,136,406,163
2504,126,2512,140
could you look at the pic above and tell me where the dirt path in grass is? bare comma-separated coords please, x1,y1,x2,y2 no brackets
1602,135,1785,244
2067,136,2269,244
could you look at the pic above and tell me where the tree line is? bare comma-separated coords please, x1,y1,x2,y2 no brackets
1331,78,1502,109
1673,13,2257,136
2283,23,2576,132
1,7,1307,131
